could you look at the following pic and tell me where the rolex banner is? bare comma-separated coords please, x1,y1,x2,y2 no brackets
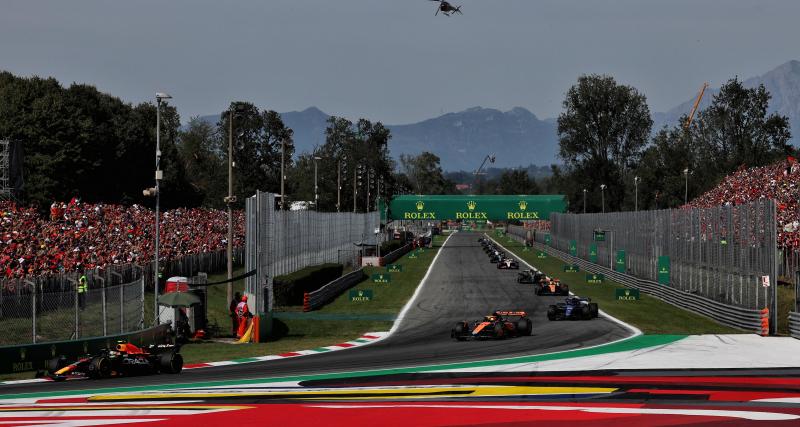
569,240,577,256
589,244,598,263
387,195,567,221
657,256,670,285
615,250,626,273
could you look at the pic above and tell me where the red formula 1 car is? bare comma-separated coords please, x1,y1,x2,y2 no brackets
451,311,533,340
48,341,183,381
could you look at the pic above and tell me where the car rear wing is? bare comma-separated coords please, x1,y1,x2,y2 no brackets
495,310,527,317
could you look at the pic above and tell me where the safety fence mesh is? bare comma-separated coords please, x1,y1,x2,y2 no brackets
0,278,144,346
509,199,778,312
245,191,380,313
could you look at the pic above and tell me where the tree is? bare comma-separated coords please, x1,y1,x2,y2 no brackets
691,78,792,177
0,71,195,208
178,117,226,208
217,103,294,207
557,74,652,212
295,116,396,212
493,169,540,195
399,152,455,195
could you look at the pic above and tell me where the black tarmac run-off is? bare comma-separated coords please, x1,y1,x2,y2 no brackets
2,231,631,394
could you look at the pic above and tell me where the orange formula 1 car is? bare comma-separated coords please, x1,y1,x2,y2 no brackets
451,311,533,340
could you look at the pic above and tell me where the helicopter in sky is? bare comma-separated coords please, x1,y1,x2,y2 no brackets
431,0,463,16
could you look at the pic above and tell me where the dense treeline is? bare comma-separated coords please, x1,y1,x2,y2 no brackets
0,71,195,208
0,70,793,213
550,75,794,212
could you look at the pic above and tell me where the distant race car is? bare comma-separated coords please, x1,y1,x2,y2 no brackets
547,297,599,321
497,258,519,269
517,269,545,284
451,311,533,340
536,277,570,296
48,341,183,381
490,252,505,263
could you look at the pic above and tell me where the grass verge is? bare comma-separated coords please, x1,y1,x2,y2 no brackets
270,235,447,342
493,234,743,335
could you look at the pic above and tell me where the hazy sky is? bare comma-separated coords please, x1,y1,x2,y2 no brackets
2,0,799,124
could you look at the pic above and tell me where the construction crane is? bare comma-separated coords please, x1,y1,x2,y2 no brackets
684,82,709,129
472,154,495,194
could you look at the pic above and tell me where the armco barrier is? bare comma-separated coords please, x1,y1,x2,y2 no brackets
304,269,368,311
789,312,800,339
503,232,763,333
382,243,413,265
0,323,171,375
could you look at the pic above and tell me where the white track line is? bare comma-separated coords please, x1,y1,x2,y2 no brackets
486,234,642,337
386,231,457,338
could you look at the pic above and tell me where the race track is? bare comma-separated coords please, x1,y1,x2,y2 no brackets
0,231,631,394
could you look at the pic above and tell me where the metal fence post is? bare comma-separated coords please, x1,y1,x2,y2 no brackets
120,281,124,333
64,276,78,339
97,276,107,337
140,277,145,330
26,280,36,343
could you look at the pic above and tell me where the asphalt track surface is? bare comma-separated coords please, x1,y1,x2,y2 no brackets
1,231,631,395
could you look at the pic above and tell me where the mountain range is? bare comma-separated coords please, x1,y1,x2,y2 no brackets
197,60,800,172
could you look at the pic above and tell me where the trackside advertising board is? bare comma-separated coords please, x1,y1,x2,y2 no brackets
349,289,373,302
387,195,567,221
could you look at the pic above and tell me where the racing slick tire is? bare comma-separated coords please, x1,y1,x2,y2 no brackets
581,305,592,320
560,285,570,296
89,356,111,379
493,322,505,339
589,303,599,319
547,306,557,321
47,356,67,374
452,322,468,341
516,317,532,336
159,351,184,374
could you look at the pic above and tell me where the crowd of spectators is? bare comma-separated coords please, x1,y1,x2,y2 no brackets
685,157,800,250
0,198,244,280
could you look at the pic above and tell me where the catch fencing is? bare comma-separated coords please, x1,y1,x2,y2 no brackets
508,199,779,333
0,277,144,346
0,248,243,345
245,191,380,313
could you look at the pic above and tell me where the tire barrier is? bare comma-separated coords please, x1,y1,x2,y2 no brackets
382,243,413,266
303,269,368,312
505,232,763,333
789,312,800,339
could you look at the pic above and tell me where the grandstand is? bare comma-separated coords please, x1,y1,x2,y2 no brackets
0,199,244,281
685,157,800,275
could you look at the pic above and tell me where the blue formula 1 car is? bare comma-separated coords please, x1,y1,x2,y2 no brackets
547,297,599,320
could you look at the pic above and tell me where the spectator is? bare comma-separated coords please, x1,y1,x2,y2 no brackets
0,200,245,285
685,157,800,252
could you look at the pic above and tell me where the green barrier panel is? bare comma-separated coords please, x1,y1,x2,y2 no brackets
586,273,605,284
386,264,403,273
349,289,373,302
371,273,391,284
616,288,640,301
589,244,598,263
569,240,577,256
615,250,626,273
658,256,671,285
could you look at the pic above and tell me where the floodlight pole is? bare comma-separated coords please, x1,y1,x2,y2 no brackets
154,92,171,325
